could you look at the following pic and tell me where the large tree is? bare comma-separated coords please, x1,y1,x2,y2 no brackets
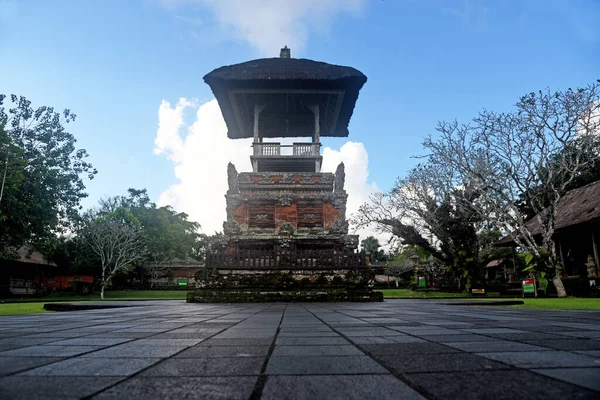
80,207,144,299
423,81,600,297
81,189,202,288
355,162,489,291
0,95,96,257
125,189,200,287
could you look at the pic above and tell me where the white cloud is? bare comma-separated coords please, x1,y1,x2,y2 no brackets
162,0,365,56
154,98,388,248
154,99,250,234
321,143,390,247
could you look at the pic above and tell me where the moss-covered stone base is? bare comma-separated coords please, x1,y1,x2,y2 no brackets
186,288,383,303
187,268,382,303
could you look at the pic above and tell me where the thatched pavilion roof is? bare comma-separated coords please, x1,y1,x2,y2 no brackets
495,180,600,246
204,57,367,139
12,246,57,266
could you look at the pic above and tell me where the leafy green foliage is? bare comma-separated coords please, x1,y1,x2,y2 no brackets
360,236,387,262
521,251,551,294
0,95,96,256
122,189,200,264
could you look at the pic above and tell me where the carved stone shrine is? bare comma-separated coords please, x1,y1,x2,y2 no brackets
188,47,382,302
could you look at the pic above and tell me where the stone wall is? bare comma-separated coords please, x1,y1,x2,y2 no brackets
224,169,349,237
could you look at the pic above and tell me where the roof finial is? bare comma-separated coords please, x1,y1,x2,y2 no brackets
280,46,291,59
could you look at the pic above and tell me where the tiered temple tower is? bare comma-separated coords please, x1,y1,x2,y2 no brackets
188,47,381,302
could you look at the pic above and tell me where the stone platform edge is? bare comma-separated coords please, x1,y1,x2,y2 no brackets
186,288,383,303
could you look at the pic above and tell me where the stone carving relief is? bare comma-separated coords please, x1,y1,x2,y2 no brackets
278,223,294,236
329,219,349,235
334,162,345,192
223,221,241,235
227,162,239,194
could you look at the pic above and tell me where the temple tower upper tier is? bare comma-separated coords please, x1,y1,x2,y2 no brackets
203,47,367,173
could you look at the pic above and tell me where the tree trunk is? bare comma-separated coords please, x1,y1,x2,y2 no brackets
552,275,567,298
101,268,105,300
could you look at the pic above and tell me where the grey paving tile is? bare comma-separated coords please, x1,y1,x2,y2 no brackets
49,338,133,346
521,339,600,351
391,327,466,336
424,334,497,343
22,330,92,338
335,327,404,336
555,331,600,339
574,350,600,358
85,332,158,339
360,343,459,355
532,368,600,392
405,369,599,400
0,376,122,399
443,341,550,352
277,331,339,337
81,344,187,358
18,357,161,376
486,332,575,341
125,338,204,346
375,353,507,373
148,332,214,339
476,351,600,368
176,345,270,358
346,335,426,344
0,356,64,376
262,375,425,400
199,337,273,346
360,318,409,324
551,322,600,330
0,345,103,357
0,337,63,348
92,376,258,399
462,328,527,334
140,357,264,376
271,345,364,356
421,321,474,326
276,337,350,346
266,355,388,374
213,329,276,339
279,327,332,333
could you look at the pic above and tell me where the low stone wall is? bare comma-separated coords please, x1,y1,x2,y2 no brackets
187,288,383,303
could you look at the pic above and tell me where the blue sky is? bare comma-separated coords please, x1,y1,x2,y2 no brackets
1,0,598,234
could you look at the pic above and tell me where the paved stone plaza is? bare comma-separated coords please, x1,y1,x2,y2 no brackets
0,300,599,399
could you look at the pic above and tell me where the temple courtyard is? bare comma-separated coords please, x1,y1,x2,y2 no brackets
0,300,599,399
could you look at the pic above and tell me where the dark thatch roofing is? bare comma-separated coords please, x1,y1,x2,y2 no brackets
204,57,367,139
15,246,56,266
204,58,366,82
496,180,600,246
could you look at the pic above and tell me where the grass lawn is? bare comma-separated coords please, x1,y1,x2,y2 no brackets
2,290,187,303
514,298,600,310
0,302,48,316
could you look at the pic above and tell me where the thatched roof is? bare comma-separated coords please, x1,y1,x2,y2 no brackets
496,180,600,245
204,57,367,139
204,58,366,83
15,246,56,266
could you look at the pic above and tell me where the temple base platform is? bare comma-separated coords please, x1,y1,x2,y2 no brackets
186,268,383,303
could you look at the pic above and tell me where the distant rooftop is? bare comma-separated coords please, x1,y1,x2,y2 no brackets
496,179,600,246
